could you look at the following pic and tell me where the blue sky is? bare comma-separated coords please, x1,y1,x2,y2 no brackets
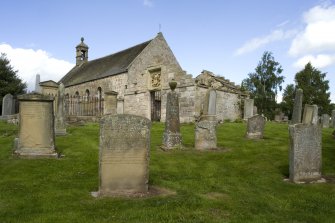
1,0,335,102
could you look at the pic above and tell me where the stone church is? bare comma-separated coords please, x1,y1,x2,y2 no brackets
41,32,248,122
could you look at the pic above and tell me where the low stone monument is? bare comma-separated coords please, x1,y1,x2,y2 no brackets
246,114,265,139
14,93,57,157
98,114,151,196
291,88,303,124
243,98,254,120
195,88,217,150
302,104,318,125
321,114,330,128
104,91,118,115
162,80,182,149
332,110,335,128
55,83,67,135
289,123,322,183
2,93,15,116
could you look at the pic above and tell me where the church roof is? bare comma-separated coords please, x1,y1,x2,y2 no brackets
60,39,152,87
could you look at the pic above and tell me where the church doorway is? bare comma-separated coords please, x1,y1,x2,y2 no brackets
150,91,161,121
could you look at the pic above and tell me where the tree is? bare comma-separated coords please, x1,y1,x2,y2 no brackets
280,84,295,119
241,51,285,119
295,62,331,115
0,53,26,113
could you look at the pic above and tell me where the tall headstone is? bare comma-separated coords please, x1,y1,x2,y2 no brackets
162,80,182,149
291,88,303,124
2,93,14,116
302,104,318,125
104,91,118,115
35,74,41,93
195,89,217,150
332,110,335,128
321,114,330,128
289,123,322,183
99,114,151,196
55,83,67,135
243,99,254,120
246,114,266,139
14,93,57,157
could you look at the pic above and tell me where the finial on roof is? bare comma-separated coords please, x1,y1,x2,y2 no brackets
81,37,84,42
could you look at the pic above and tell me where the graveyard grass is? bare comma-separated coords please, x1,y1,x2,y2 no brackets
1,121,335,222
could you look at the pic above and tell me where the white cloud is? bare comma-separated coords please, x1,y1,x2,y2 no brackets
293,54,335,69
143,0,153,7
235,29,297,56
0,43,74,91
289,4,335,56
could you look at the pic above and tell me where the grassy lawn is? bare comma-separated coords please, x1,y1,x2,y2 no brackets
1,120,335,222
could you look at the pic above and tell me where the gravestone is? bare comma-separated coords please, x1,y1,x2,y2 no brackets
162,80,182,149
2,93,14,116
99,114,151,196
289,123,322,183
291,88,303,124
55,83,67,135
246,114,265,139
14,93,57,157
321,114,330,128
195,88,217,150
332,110,335,128
243,99,254,120
104,91,118,115
35,74,41,93
302,104,318,125
253,106,258,115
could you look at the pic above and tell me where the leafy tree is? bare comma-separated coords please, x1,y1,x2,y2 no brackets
0,53,26,113
295,62,330,115
280,84,295,119
241,51,285,119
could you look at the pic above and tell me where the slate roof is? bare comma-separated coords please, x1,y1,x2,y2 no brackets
60,39,152,87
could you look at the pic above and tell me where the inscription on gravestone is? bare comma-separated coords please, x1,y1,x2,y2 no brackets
99,114,151,196
289,124,322,182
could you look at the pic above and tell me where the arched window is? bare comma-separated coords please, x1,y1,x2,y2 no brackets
97,87,102,114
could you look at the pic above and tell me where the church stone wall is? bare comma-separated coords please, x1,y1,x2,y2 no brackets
124,91,151,120
64,73,127,97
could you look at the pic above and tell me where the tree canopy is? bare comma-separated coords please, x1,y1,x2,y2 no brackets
0,53,26,107
241,51,285,119
281,62,331,116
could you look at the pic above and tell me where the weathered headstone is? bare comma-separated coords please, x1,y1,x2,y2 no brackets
302,104,318,125
246,114,265,139
104,91,118,115
55,83,67,135
195,88,217,150
332,110,335,128
2,93,14,116
35,74,41,93
253,106,258,115
162,80,182,149
99,114,151,196
14,93,57,157
321,114,330,128
289,123,322,183
243,99,254,120
291,88,303,124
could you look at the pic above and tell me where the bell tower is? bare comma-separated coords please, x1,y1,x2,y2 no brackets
76,37,89,66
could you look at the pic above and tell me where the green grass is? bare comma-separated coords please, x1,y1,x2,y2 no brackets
1,120,335,222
